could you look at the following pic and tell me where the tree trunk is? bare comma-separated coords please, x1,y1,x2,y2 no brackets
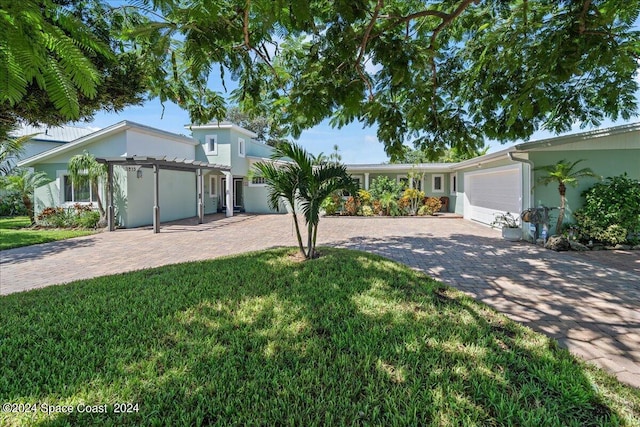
93,181,106,219
23,195,34,224
307,222,314,259
291,212,307,258
556,183,566,234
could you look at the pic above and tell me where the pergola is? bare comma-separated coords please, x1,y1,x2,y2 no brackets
96,156,231,233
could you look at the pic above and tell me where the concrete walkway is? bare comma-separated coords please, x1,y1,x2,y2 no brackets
1,214,639,387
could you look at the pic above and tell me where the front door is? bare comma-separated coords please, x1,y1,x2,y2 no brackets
221,178,244,210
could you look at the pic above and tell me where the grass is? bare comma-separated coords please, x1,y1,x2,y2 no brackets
0,216,95,250
1,248,638,426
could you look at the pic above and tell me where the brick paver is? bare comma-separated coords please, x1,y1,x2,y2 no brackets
1,214,639,387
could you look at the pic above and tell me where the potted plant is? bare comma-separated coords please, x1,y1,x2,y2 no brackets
491,212,522,241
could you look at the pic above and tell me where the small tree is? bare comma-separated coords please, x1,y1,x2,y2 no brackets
254,142,354,259
536,159,598,234
0,169,49,223
67,151,107,223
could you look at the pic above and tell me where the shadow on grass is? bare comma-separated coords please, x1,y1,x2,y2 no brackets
0,235,96,263
1,248,637,426
330,232,640,373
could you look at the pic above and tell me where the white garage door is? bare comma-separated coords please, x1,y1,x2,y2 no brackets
463,164,522,225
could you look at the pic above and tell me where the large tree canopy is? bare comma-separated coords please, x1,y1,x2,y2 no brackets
0,0,147,139
127,0,639,158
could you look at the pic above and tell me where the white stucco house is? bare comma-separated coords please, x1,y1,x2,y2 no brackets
16,120,640,234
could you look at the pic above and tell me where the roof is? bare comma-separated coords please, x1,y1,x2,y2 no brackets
186,121,259,139
514,122,640,151
10,123,97,142
346,163,454,172
18,121,196,167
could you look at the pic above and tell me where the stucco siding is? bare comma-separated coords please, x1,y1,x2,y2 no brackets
34,179,60,214
125,169,197,228
243,186,278,213
529,148,640,228
125,129,194,159
40,133,127,164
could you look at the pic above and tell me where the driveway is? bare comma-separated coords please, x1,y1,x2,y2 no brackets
1,214,639,387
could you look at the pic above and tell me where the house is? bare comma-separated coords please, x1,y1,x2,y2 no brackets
18,120,639,233
346,122,639,232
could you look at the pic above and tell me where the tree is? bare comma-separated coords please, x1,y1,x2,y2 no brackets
254,142,354,259
0,133,35,176
67,151,107,223
393,144,489,164
225,106,287,146
0,0,147,140
127,0,639,157
0,169,50,223
536,159,599,234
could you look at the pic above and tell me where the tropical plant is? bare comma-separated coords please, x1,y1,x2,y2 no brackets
574,174,640,245
357,189,372,206
0,169,50,223
400,188,425,216
0,133,35,176
254,142,355,259
491,212,520,229
419,197,443,216
369,176,403,201
67,151,107,223
536,159,599,234
378,192,398,216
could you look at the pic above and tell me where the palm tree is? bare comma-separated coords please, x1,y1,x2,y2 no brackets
0,169,50,223
67,151,107,222
254,142,354,259
536,159,598,234
0,133,36,176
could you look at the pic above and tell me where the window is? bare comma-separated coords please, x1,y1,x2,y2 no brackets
450,174,457,195
209,175,217,197
63,175,97,202
412,177,422,191
432,174,444,193
398,175,409,189
205,135,217,155
249,176,267,187
238,138,245,158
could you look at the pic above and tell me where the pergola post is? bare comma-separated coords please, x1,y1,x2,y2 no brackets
224,171,233,217
153,163,160,233
107,163,115,231
197,168,204,223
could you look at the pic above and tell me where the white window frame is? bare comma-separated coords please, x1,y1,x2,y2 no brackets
209,175,218,197
249,175,267,187
238,137,245,158
205,135,218,155
450,173,457,195
57,170,100,204
432,174,444,193
397,174,409,188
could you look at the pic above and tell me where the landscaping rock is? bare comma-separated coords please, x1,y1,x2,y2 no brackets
591,245,605,251
614,244,632,250
633,245,640,251
569,241,590,251
545,235,570,252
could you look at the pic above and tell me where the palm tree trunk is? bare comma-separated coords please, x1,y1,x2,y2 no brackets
92,181,106,219
23,196,34,224
307,222,314,259
291,212,307,258
312,222,319,257
556,183,567,234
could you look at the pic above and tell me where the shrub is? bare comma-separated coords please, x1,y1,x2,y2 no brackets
400,188,425,215
343,196,360,216
0,190,28,216
76,210,100,228
369,176,403,200
575,174,640,244
418,197,442,216
37,204,99,228
361,205,374,216
321,194,341,216
357,189,372,206
371,200,383,215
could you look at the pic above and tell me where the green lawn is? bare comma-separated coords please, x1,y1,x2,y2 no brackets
0,216,95,250
1,248,638,426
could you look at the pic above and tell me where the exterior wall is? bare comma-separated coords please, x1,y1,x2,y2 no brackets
529,148,640,228
39,133,127,164
125,168,196,228
34,180,60,214
125,129,194,159
243,186,278,213
22,141,63,159
192,128,233,166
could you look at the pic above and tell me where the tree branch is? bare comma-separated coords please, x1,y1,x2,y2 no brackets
579,0,592,34
355,0,384,100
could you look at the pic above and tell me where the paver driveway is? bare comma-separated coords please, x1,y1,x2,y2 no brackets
1,214,639,387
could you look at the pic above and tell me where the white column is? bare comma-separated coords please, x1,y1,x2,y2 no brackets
364,173,369,190
224,171,233,217
153,164,160,233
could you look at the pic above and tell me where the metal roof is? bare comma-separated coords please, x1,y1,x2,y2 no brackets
10,123,97,142
96,156,231,172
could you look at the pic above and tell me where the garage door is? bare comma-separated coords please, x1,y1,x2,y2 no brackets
463,164,522,225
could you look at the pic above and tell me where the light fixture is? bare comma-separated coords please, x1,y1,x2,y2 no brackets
137,169,143,179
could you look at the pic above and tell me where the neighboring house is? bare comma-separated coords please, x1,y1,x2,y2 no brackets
347,122,639,231
18,120,639,232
